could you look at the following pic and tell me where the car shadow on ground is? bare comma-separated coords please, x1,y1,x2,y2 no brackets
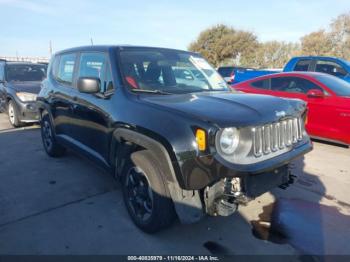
0,127,349,256
311,138,349,149
252,156,350,255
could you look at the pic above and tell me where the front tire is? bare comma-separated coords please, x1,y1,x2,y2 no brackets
40,113,66,157
8,100,23,128
122,150,176,233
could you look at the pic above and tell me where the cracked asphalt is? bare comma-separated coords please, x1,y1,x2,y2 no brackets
0,113,349,255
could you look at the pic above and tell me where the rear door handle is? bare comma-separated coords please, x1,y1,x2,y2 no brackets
69,104,78,112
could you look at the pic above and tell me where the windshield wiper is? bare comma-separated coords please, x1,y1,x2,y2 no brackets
130,89,172,95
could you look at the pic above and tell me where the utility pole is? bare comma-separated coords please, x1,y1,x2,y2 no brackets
49,40,53,56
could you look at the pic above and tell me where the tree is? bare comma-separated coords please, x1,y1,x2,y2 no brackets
300,12,350,59
300,30,333,56
253,41,300,68
188,24,259,67
329,12,350,59
188,12,350,69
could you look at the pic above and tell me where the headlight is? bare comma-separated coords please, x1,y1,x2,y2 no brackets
219,128,239,155
16,92,37,102
215,117,306,165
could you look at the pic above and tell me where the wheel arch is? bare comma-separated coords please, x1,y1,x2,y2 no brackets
38,104,58,138
110,127,205,224
111,128,180,186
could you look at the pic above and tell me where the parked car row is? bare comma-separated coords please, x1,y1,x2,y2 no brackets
4,46,349,233
219,56,350,84
0,45,313,233
2,47,349,233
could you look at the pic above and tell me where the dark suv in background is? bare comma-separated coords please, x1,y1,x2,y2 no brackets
37,45,312,233
0,60,47,127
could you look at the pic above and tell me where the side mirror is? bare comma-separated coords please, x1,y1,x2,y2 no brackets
77,77,100,94
307,89,324,98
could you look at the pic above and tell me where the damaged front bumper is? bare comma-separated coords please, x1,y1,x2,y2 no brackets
204,164,294,216
203,140,312,217
172,140,312,222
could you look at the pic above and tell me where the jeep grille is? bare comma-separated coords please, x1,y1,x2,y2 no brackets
252,117,303,157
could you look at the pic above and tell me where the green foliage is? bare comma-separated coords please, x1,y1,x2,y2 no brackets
188,12,350,68
300,30,333,56
300,12,350,60
188,24,259,67
253,41,300,68
329,12,350,59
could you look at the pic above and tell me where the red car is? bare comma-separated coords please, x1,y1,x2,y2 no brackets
233,72,350,145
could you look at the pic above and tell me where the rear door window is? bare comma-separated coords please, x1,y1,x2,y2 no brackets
294,60,312,71
271,77,324,94
315,60,347,77
57,53,77,85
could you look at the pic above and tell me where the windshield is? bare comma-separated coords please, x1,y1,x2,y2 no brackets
315,74,350,97
119,49,229,94
6,64,47,82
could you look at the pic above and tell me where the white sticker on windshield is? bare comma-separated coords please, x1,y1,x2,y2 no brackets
190,56,213,70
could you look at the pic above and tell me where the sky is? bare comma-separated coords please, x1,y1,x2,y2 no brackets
0,0,349,57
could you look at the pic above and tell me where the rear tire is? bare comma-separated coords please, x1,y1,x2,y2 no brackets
122,150,176,233
40,113,66,157
8,100,23,128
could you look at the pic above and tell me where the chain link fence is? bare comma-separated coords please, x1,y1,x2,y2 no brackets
0,56,49,63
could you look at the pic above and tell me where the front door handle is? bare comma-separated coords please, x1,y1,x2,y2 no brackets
340,112,350,117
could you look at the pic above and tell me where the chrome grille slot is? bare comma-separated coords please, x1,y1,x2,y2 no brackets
253,117,304,157
286,119,293,146
262,125,271,154
253,127,263,157
271,124,278,152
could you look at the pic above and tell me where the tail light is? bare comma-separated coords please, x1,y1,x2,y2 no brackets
230,71,235,83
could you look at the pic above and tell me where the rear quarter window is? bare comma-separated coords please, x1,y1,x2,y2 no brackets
51,56,60,79
0,64,4,81
56,53,77,86
294,60,312,71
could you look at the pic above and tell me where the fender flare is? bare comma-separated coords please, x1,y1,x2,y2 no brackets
111,128,204,224
111,128,177,184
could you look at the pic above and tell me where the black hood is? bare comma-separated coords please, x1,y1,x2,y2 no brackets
141,92,306,127
7,81,41,94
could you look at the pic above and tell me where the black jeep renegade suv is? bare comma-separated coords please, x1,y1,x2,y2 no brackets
37,45,312,233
